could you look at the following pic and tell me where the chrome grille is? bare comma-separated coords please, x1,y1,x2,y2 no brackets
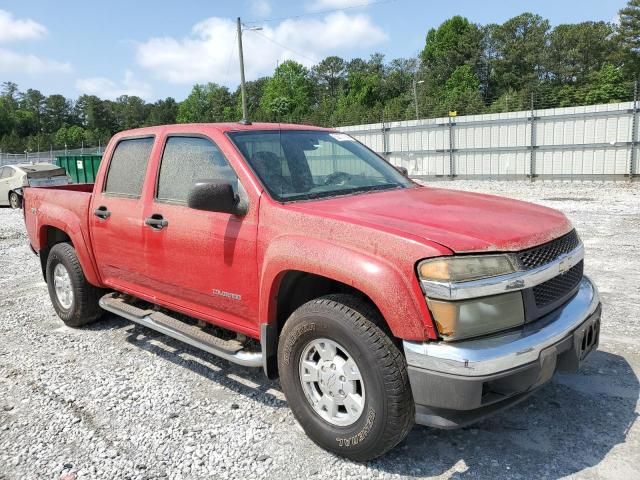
532,261,584,307
517,230,580,270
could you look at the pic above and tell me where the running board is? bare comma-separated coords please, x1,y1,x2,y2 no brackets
99,293,263,367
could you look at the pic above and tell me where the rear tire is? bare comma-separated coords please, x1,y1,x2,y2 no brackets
46,242,104,327
9,192,21,209
278,294,414,461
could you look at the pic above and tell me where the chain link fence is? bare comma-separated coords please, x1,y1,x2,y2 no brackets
0,146,104,167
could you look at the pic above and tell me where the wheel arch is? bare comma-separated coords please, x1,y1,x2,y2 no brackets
259,237,436,378
261,269,390,379
37,223,101,287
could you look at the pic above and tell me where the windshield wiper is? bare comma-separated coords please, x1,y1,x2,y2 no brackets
283,183,400,202
353,183,400,193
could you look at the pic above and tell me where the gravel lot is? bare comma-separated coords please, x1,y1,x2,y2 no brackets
1,180,639,480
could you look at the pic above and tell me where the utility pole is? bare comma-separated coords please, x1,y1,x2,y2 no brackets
412,79,424,120
529,92,537,181
237,17,249,124
630,79,638,181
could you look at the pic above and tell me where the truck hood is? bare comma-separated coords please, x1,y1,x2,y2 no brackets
292,186,573,253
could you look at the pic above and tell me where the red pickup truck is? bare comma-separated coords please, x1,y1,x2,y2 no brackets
22,123,601,460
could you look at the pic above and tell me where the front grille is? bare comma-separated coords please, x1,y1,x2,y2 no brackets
532,260,583,307
517,230,580,270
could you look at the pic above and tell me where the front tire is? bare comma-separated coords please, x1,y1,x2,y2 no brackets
46,242,104,327
278,294,414,461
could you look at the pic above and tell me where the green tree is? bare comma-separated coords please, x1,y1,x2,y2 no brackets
488,13,550,95
76,95,117,133
12,109,37,137
236,77,268,122
421,16,483,84
113,95,149,130
546,22,617,83
312,56,347,99
440,65,485,115
619,0,640,76
0,98,15,137
54,125,86,148
147,97,178,125
20,89,46,131
261,60,313,121
43,94,71,133
177,83,234,123
487,88,529,112
1,82,20,111
581,64,630,104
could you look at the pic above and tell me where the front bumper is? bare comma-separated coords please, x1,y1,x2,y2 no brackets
404,276,601,428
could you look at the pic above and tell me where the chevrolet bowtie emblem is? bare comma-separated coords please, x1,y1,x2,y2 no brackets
558,256,572,274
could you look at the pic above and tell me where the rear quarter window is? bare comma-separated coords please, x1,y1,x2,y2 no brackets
104,137,154,197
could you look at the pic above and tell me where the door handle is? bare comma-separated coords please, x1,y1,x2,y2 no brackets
94,206,111,219
145,214,168,230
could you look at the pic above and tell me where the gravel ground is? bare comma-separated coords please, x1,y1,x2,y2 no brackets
1,180,639,480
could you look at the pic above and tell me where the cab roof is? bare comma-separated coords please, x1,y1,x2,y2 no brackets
116,122,335,137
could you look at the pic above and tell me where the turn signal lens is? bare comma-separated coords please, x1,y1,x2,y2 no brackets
418,255,516,283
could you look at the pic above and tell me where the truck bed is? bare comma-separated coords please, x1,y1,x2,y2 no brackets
23,183,95,256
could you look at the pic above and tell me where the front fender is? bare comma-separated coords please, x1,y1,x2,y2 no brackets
35,204,101,287
260,235,437,341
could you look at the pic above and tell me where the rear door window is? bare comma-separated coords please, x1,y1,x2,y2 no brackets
104,137,154,197
156,136,238,204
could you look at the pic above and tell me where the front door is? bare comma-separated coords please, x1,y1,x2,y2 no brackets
142,135,259,335
89,136,155,291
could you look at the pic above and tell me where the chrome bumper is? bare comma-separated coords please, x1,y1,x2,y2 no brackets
404,275,600,377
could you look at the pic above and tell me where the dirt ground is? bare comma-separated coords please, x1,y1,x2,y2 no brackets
0,180,639,479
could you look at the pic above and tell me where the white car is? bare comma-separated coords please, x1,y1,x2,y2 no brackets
0,163,70,209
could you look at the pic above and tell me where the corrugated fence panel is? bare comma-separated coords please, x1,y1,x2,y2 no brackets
338,101,640,180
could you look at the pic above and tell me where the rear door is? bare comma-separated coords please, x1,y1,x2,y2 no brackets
89,136,155,291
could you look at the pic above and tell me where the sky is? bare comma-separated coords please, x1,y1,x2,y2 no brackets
0,0,629,102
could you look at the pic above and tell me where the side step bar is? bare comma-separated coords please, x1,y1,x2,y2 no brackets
99,293,263,367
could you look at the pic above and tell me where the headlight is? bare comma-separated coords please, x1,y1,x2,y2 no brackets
418,255,516,283
418,254,522,341
427,292,524,341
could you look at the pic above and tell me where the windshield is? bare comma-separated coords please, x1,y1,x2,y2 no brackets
228,130,413,201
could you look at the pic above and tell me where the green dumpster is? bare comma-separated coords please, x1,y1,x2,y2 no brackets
55,154,103,184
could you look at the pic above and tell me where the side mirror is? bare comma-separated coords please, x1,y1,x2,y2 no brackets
187,181,244,215
395,166,409,176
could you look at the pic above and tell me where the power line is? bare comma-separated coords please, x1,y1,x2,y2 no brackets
224,29,239,80
247,29,318,64
244,0,398,25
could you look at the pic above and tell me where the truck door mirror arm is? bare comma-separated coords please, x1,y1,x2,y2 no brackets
187,180,246,216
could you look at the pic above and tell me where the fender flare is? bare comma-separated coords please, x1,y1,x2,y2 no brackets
35,206,101,287
259,235,435,342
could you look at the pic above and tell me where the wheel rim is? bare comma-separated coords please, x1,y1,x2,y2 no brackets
9,194,18,208
53,263,73,309
298,338,366,427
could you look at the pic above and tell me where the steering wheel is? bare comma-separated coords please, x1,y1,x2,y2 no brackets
323,171,352,186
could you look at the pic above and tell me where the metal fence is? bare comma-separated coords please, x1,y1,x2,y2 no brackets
0,146,103,167
338,100,640,181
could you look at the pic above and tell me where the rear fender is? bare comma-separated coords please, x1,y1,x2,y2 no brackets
35,204,101,286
